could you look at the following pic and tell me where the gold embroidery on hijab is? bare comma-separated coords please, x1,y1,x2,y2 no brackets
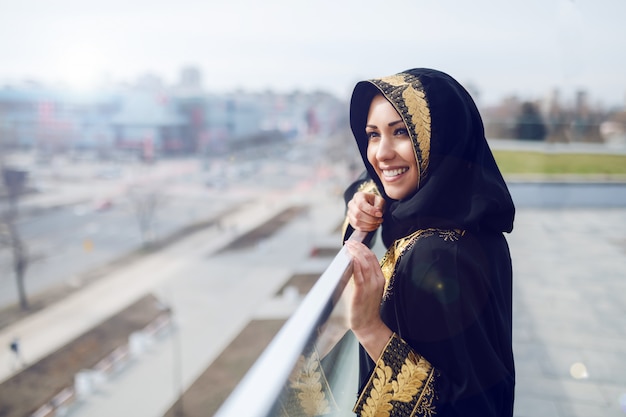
375,74,431,186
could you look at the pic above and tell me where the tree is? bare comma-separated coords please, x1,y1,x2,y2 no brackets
0,165,31,310
126,184,166,248
515,102,547,141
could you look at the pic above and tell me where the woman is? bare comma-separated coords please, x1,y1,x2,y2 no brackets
343,68,515,416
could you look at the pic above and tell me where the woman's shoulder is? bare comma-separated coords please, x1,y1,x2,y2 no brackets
397,227,466,255
396,227,491,271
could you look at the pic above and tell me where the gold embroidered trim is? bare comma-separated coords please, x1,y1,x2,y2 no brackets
380,228,465,300
280,348,338,416
353,334,437,417
372,74,431,188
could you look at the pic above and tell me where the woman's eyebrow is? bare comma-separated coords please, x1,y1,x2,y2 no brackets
366,119,404,129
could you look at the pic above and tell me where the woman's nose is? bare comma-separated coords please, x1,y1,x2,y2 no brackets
376,135,394,160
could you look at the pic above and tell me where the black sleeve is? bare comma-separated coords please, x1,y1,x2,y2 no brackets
392,233,513,415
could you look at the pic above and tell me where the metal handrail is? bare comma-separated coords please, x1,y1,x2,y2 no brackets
213,230,367,417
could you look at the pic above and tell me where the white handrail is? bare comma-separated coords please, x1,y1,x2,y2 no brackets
213,230,367,417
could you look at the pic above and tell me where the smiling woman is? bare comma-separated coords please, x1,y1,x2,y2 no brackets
343,68,516,417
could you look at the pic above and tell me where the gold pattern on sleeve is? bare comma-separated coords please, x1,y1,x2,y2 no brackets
353,334,437,417
361,364,394,417
392,352,430,402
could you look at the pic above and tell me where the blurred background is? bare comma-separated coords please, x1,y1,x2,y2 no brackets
1,0,625,163
1,0,625,416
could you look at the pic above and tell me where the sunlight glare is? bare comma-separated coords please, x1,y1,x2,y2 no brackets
569,362,589,380
57,42,106,92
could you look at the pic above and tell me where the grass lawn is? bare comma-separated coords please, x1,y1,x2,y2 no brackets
493,150,626,176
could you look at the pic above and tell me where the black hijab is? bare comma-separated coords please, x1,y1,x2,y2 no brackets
349,68,515,246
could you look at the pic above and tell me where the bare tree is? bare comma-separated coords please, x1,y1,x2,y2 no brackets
126,185,167,248
0,160,31,310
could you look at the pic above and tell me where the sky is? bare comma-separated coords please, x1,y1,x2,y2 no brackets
0,0,625,107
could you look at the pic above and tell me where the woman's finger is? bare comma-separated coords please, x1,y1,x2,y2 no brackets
346,241,375,286
347,192,384,232
356,192,384,218
348,202,381,230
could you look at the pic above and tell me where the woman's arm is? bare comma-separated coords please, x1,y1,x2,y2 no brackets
344,240,392,360
345,240,439,417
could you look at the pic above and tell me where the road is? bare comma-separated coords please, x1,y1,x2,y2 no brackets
0,137,346,309
0,195,240,308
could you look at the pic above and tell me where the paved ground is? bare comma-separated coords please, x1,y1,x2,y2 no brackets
1,173,625,416
509,208,626,417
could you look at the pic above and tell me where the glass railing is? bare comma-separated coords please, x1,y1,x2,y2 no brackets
213,230,368,417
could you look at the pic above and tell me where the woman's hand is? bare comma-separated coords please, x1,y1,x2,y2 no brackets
347,191,385,232
344,240,393,361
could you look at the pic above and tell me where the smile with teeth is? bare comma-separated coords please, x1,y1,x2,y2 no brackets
382,167,408,178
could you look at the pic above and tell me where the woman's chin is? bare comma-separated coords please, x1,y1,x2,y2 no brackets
383,183,418,201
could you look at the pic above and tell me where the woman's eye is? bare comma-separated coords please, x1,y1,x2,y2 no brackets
394,128,409,136
366,131,379,140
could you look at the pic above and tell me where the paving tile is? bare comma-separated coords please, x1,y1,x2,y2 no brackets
513,396,561,417
557,400,624,417
598,383,626,415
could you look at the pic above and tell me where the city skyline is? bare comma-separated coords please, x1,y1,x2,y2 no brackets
1,0,625,108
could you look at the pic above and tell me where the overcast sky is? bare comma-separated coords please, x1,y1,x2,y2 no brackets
0,0,624,107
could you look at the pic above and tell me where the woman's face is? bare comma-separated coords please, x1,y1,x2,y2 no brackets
366,94,419,200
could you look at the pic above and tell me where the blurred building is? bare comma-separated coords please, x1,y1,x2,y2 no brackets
0,84,118,156
111,91,186,161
